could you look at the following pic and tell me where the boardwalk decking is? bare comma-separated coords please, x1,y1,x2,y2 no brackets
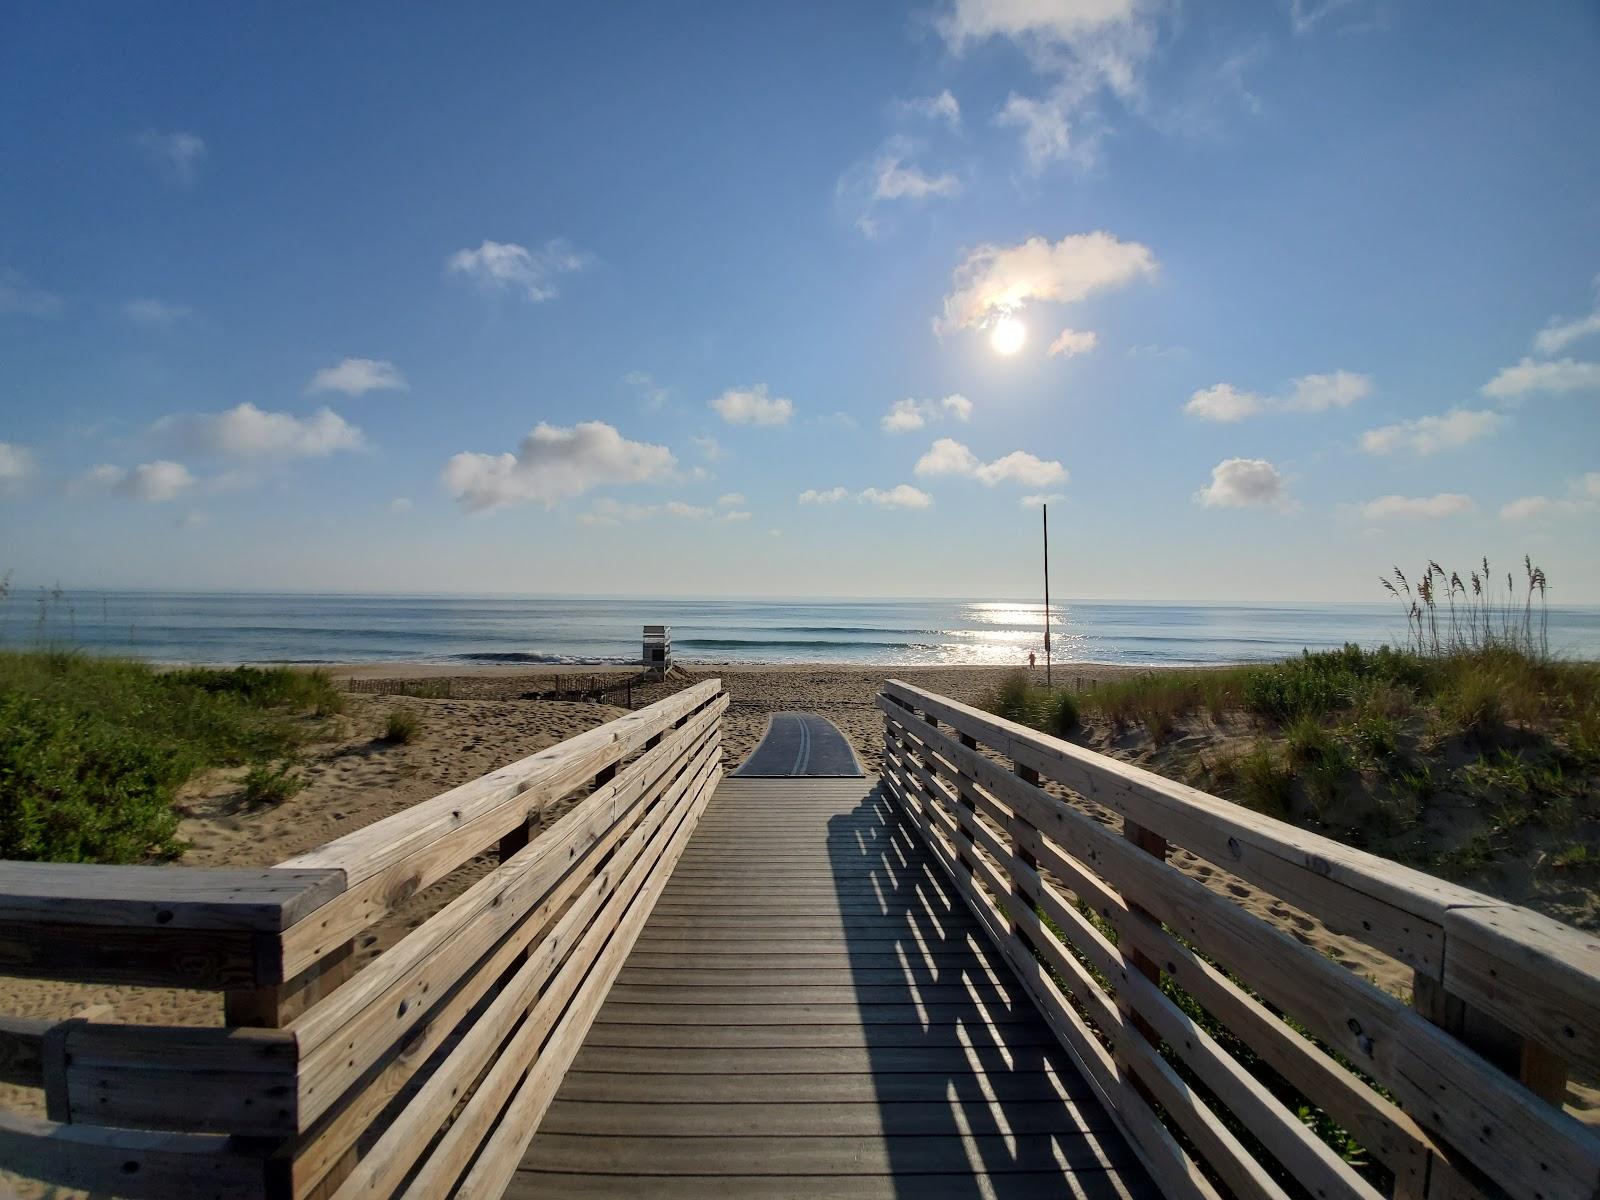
513,772,1156,1199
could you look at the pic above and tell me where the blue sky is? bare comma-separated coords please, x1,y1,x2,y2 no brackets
2,1,1598,601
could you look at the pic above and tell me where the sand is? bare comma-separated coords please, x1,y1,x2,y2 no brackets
2,657,1591,1184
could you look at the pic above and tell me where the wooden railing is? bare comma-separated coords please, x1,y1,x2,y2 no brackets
879,679,1600,1200
0,678,726,1199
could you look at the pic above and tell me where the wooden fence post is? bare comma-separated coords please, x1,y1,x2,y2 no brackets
1011,761,1042,946
1120,819,1167,1060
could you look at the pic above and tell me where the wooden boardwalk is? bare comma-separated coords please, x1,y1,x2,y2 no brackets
513,775,1156,1199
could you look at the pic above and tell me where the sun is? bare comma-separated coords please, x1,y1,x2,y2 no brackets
990,315,1026,356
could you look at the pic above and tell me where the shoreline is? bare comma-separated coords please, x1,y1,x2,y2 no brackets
323,659,1158,680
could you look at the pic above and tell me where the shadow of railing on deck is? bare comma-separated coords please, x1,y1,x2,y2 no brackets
827,783,1134,1198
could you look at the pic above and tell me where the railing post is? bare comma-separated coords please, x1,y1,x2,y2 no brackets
1120,819,1167,1053
1412,970,1567,1104
1011,762,1042,945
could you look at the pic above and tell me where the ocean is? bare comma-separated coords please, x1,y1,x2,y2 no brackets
9,591,1600,667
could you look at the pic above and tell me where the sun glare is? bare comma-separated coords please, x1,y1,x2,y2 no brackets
990,315,1026,356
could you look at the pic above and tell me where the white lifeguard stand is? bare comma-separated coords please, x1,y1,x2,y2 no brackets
642,625,671,675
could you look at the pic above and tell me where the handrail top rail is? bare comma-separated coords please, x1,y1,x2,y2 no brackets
0,863,345,931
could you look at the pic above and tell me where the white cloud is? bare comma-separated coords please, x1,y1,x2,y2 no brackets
716,492,745,507
0,269,62,317
1500,496,1588,522
1360,408,1506,456
874,156,960,200
1185,383,1265,422
307,358,407,396
799,486,849,505
839,139,960,237
914,437,981,477
976,450,1068,487
938,0,1144,52
1360,493,1475,520
0,442,35,494
690,435,726,461
136,129,206,184
1021,492,1063,507
81,460,195,503
901,89,962,129
1281,370,1371,412
939,0,1157,171
389,497,413,513
1047,328,1098,358
997,93,1075,168
935,232,1157,336
122,461,195,502
122,298,191,326
1482,357,1600,400
711,384,793,426
914,438,1067,487
1185,371,1372,421
447,239,588,302
1534,284,1600,355
578,496,750,525
860,484,934,509
881,394,972,432
623,371,670,410
443,421,674,513
1499,473,1600,521
160,403,364,460
1195,458,1293,510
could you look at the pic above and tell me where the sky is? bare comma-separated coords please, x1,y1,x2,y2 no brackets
2,1,1598,603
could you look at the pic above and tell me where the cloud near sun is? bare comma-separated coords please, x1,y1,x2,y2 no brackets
934,231,1158,337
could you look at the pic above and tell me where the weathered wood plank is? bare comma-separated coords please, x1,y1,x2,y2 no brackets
276,692,726,978
558,1064,1087,1102
328,746,719,1200
520,1130,1142,1176
0,921,260,990
1442,903,1600,1078
0,863,345,931
419,748,720,1200
580,1021,1065,1049
282,680,721,886
539,1097,1105,1136
506,1170,1133,1200
0,1108,269,1200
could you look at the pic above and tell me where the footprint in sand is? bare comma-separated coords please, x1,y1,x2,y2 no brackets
1226,883,1250,898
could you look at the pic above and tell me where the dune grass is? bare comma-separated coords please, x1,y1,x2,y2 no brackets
0,650,342,863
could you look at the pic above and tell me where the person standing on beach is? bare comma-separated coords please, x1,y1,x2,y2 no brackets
1028,651,1036,670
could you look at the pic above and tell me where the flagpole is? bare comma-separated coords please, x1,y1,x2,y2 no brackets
1043,503,1052,688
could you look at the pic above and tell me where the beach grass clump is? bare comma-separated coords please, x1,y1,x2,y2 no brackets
242,759,304,806
384,705,422,744
988,672,1078,736
0,650,337,863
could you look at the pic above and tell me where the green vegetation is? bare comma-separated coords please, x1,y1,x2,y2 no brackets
242,759,305,806
0,651,341,863
990,671,1079,736
384,705,422,744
